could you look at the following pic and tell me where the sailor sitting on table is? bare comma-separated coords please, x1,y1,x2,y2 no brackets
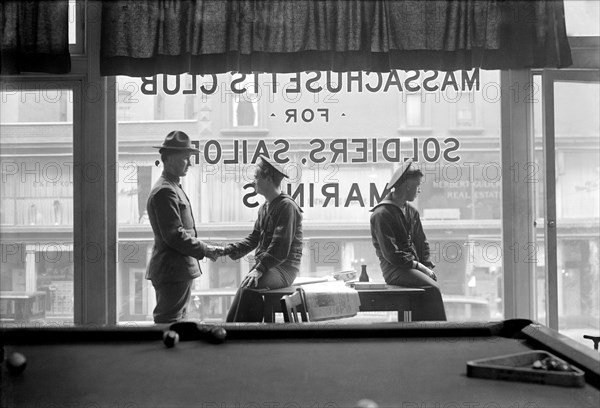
221,155,303,322
370,159,447,321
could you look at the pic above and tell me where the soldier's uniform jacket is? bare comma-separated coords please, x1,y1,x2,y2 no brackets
146,172,207,283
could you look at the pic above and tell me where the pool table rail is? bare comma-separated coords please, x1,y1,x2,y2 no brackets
1,319,598,388
521,322,600,387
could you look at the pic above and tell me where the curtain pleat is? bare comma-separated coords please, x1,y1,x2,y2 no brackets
100,0,572,76
1,0,71,74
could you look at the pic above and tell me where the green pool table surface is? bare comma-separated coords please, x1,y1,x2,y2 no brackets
1,319,599,408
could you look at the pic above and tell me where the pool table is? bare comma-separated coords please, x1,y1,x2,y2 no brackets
1,319,598,408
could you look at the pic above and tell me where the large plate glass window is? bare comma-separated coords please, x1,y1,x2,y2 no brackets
1,82,76,326
116,70,504,323
534,71,600,346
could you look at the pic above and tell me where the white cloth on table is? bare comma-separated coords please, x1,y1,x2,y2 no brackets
298,281,360,321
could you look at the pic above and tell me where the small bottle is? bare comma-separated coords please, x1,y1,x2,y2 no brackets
359,265,369,282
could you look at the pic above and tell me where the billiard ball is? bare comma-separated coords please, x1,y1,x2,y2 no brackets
162,330,180,348
6,352,27,375
532,356,572,372
209,327,227,344
546,358,559,370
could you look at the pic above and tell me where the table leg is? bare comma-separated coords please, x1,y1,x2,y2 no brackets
263,305,275,323
397,298,413,322
262,296,276,323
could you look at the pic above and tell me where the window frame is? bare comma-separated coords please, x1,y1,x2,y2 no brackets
2,3,599,325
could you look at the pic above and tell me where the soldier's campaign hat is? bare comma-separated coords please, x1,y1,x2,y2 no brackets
385,158,414,190
258,154,289,178
153,131,200,153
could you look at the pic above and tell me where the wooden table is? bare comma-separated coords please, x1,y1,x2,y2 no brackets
262,284,425,322
189,277,329,321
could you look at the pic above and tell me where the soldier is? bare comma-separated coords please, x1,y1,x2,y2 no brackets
146,131,223,323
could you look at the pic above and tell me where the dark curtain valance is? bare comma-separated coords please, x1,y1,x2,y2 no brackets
1,0,71,74
100,0,572,76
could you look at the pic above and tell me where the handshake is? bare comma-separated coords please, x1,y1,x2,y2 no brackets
205,245,232,262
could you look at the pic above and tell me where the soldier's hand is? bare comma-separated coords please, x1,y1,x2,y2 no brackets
205,245,225,261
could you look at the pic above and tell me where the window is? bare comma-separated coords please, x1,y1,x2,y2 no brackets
115,70,505,323
220,73,269,136
533,73,600,344
232,77,259,127
564,1,600,36
405,94,424,128
117,89,133,122
398,71,431,132
233,100,257,127
455,93,477,128
447,73,486,135
1,84,76,325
